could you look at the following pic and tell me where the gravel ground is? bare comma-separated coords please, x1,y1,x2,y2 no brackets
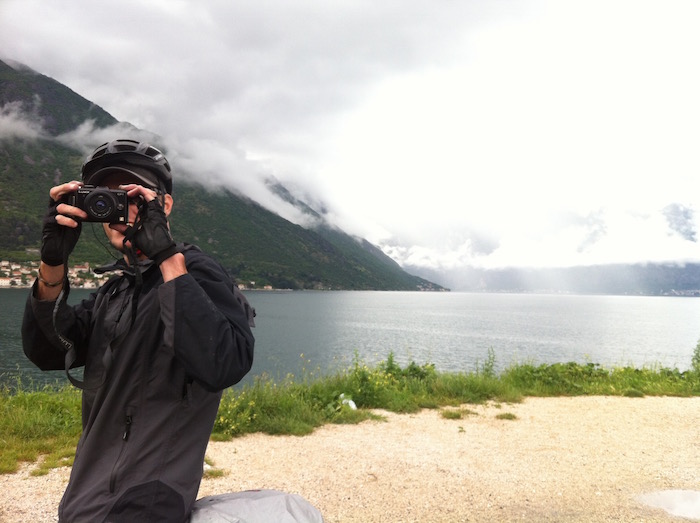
1,396,699,522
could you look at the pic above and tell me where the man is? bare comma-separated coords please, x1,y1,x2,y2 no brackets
22,139,255,522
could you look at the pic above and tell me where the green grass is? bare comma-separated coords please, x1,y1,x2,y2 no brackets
2,349,699,475
0,384,82,475
500,361,700,397
440,407,478,420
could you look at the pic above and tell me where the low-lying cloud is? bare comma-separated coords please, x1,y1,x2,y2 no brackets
0,101,45,140
2,96,324,228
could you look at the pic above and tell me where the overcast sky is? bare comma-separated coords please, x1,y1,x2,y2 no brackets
2,0,700,277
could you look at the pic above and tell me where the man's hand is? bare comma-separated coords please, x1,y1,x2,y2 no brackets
36,181,87,300
40,181,86,266
121,185,178,266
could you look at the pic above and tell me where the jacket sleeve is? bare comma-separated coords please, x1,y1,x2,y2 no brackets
158,253,255,391
21,281,94,371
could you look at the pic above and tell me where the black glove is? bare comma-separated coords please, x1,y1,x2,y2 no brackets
129,199,178,265
41,198,82,266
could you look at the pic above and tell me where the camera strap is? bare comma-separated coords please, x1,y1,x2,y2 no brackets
51,252,113,390
121,210,145,328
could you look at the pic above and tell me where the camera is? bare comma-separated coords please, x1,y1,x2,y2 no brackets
65,185,129,223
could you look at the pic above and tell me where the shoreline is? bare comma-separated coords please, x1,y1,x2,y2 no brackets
1,396,698,522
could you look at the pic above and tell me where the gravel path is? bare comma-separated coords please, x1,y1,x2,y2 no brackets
1,396,699,522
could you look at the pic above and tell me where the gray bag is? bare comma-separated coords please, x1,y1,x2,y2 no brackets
189,489,324,523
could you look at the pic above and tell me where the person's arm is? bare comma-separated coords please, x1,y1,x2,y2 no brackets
22,278,95,371
22,181,89,370
158,252,255,392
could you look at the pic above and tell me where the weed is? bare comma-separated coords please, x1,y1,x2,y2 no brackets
693,339,700,375
203,456,226,478
623,388,645,398
441,407,478,420
441,409,463,420
479,347,497,378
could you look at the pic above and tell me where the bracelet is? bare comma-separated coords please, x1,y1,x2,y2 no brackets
38,267,64,288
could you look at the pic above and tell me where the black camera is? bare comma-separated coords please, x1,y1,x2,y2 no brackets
65,185,129,223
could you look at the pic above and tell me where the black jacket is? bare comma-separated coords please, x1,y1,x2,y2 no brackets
22,246,255,522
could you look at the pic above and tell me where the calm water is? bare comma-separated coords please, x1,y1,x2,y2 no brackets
2,288,699,388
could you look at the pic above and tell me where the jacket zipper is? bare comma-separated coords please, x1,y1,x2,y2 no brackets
122,414,132,440
182,378,193,407
109,414,133,493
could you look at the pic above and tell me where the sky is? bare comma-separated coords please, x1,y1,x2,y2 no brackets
2,0,700,285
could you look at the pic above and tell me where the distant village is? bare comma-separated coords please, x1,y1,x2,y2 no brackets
0,259,111,289
0,260,266,290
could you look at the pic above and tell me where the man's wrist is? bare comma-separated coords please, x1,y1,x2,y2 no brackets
36,262,66,300
38,266,64,287
159,252,187,282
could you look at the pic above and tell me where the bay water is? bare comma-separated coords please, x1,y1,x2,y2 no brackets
2,288,699,389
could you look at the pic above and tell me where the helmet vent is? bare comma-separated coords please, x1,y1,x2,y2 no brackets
114,144,137,152
145,146,161,158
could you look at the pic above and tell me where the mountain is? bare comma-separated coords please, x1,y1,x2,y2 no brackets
0,59,444,291
406,263,700,296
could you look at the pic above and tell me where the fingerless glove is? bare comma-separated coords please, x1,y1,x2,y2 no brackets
130,199,178,265
40,198,81,266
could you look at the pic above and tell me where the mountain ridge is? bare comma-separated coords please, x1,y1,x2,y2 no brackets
0,58,444,291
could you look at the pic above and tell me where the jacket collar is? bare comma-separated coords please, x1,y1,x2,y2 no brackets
94,257,155,277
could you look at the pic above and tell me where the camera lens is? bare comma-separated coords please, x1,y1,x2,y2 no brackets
85,191,115,219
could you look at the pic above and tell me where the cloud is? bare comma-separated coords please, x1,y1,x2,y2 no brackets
55,121,159,156
0,100,45,140
2,0,700,275
663,204,697,243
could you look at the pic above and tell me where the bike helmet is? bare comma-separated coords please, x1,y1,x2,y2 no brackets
81,139,173,194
